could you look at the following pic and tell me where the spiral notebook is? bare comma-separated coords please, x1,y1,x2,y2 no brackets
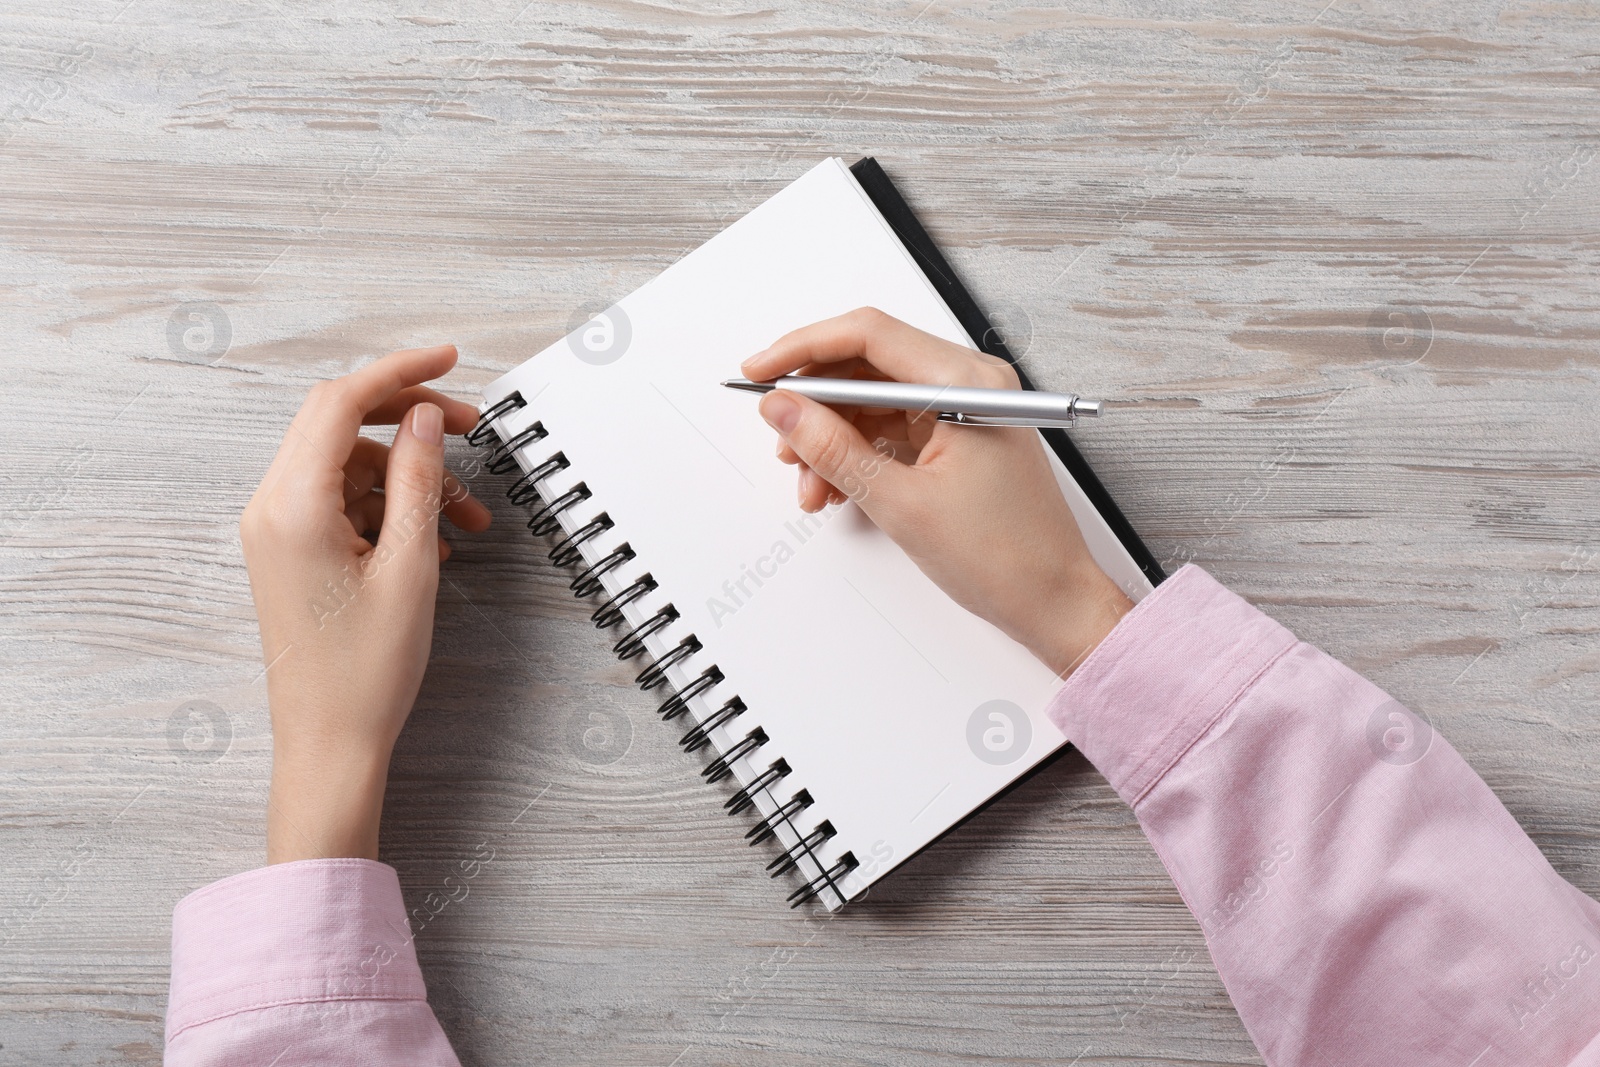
471,157,1162,909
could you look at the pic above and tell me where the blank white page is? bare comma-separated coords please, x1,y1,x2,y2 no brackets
483,158,1152,909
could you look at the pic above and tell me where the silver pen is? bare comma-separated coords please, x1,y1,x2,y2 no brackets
721,375,1102,428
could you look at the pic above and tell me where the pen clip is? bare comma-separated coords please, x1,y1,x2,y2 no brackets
936,411,1079,429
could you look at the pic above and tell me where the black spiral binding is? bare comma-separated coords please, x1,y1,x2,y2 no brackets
767,820,834,876
788,855,858,908
636,636,701,690
511,453,569,506
551,513,611,567
469,396,859,908
571,544,635,598
658,667,723,720
614,606,678,659
528,484,590,536
701,727,766,783
592,574,655,628
488,422,548,474
745,790,810,845
727,759,789,815
681,697,745,753
467,393,525,446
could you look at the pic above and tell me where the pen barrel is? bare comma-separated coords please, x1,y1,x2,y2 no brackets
774,376,1081,421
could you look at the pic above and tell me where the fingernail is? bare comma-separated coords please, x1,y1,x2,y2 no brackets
741,348,770,372
760,392,800,434
413,402,443,445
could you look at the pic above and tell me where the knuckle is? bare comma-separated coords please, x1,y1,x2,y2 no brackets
960,357,1018,389
244,492,318,546
304,379,338,406
305,379,355,419
837,460,870,500
389,484,441,527
847,306,889,334
392,455,443,497
386,473,445,526
985,360,1021,388
238,505,261,553
808,423,854,479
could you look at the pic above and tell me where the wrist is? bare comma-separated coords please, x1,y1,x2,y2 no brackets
1028,567,1134,680
266,744,392,864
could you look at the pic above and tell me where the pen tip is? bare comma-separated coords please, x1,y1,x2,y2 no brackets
722,378,772,394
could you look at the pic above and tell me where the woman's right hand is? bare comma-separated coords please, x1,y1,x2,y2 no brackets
741,308,1133,679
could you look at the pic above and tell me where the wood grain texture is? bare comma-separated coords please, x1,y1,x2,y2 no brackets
2,0,1597,1063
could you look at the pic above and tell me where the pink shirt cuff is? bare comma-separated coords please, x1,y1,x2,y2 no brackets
1046,563,1298,807
167,858,427,1043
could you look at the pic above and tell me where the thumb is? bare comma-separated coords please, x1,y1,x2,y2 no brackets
378,402,445,567
759,390,904,509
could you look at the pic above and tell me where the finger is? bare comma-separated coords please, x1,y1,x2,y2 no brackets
794,357,887,382
340,447,483,534
797,464,832,513
441,470,493,533
851,411,914,448
777,438,800,465
364,385,479,435
346,490,387,538
742,308,1006,390
343,437,390,505
376,402,445,573
284,344,459,483
906,409,939,451
438,535,452,562
758,390,906,513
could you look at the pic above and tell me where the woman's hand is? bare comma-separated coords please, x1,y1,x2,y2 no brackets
742,309,1132,679
240,344,492,864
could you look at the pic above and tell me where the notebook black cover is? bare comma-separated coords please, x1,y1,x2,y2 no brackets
848,157,1164,588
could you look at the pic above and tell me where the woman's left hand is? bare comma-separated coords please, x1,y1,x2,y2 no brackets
240,344,492,864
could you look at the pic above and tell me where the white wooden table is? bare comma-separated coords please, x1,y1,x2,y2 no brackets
2,2,1596,1063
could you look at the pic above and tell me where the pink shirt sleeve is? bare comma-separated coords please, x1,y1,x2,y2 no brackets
1048,563,1600,1066
167,564,1600,1065
165,858,460,1066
